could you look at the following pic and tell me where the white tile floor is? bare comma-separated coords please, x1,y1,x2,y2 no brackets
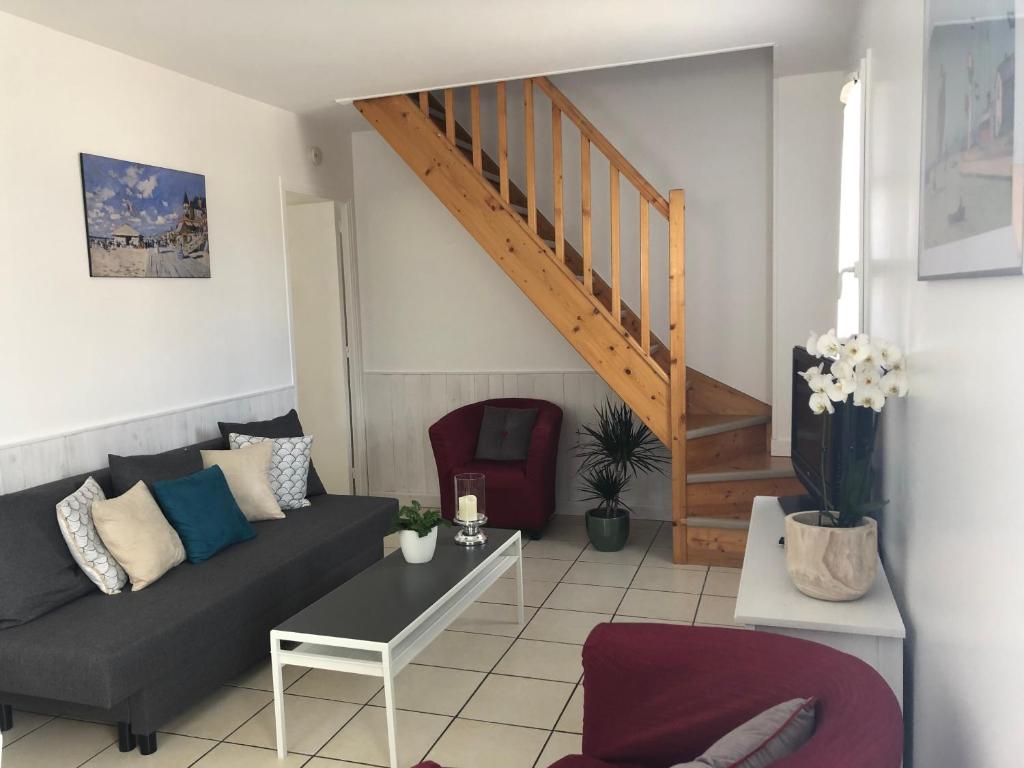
1,515,743,768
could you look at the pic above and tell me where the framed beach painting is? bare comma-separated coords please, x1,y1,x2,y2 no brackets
920,0,1021,279
80,154,210,278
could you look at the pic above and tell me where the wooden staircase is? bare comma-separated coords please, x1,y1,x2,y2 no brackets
356,78,801,566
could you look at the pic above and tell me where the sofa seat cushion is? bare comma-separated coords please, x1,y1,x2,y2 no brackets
0,494,396,709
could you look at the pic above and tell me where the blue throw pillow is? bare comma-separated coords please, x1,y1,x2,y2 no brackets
152,465,255,564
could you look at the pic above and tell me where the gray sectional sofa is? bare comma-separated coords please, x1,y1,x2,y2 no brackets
0,437,396,755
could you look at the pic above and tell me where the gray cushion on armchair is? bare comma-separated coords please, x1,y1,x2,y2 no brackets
474,406,538,461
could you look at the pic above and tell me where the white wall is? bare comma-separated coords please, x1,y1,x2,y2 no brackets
771,71,846,454
853,1,1024,765
352,131,589,373
0,12,351,447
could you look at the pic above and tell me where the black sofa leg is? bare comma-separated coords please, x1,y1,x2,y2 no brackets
137,732,158,755
529,529,543,541
117,722,136,752
1,704,13,731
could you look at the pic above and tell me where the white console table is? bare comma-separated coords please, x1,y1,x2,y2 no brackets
735,496,906,708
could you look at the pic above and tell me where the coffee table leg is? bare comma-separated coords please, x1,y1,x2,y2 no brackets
515,535,525,626
271,639,287,759
382,649,399,768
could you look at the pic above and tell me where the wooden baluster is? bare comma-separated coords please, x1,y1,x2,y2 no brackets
418,91,428,115
551,105,565,263
610,167,621,326
640,199,650,353
497,82,510,203
581,136,592,292
523,79,537,232
668,189,687,563
444,88,455,144
470,85,482,173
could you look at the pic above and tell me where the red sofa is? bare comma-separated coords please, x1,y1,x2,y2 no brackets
415,623,903,768
428,398,562,535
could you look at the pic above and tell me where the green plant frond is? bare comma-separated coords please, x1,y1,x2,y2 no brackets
574,399,669,478
397,500,445,537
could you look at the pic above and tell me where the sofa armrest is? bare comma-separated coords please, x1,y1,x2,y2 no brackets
581,623,902,768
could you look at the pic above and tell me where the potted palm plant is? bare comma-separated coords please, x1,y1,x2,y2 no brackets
395,500,444,564
788,330,908,600
575,400,669,551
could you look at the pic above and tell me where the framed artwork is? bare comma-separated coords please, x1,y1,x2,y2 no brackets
920,2,1020,279
80,153,210,278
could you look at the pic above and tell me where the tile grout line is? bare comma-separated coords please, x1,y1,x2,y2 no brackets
421,528,596,766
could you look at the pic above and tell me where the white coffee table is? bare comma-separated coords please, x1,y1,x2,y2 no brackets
270,528,524,767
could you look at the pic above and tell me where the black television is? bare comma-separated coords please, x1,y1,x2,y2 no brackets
790,345,874,511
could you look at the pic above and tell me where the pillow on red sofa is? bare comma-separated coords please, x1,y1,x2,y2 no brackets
672,697,816,768
474,406,538,460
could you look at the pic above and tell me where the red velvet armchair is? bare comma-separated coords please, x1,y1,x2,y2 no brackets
415,623,903,768
428,398,562,536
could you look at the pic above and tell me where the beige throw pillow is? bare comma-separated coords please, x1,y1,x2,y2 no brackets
92,481,186,591
201,442,283,521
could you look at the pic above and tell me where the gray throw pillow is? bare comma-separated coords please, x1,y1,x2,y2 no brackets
474,406,538,461
672,698,816,768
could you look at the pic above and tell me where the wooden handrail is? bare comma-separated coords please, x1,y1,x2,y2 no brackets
418,91,428,115
536,76,669,219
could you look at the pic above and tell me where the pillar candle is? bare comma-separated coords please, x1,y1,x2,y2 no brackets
458,494,478,522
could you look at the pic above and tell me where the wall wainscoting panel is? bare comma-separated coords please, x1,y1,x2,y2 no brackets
0,386,296,494
363,372,672,519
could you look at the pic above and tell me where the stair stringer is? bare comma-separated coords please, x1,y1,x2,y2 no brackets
356,94,671,444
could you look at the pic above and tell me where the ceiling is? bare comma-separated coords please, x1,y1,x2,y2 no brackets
0,0,861,114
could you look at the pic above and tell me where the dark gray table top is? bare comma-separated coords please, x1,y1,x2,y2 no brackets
274,528,519,645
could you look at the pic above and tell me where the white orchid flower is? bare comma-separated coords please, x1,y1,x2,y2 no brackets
853,386,886,412
880,370,909,397
807,373,830,394
809,392,835,415
831,359,854,382
855,364,883,389
844,334,872,364
822,376,846,403
816,329,841,358
877,340,904,369
805,332,821,357
798,363,824,382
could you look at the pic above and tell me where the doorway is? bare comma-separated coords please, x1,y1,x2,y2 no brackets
282,189,364,495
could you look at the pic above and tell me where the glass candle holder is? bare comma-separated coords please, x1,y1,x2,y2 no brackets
453,472,487,546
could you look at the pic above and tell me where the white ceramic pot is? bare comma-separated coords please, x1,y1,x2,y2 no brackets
784,511,878,602
399,527,438,564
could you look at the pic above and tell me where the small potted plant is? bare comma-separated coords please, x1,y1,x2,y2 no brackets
788,329,908,601
575,400,669,551
396,500,444,564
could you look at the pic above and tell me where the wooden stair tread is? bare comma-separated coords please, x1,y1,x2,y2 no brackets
686,414,769,440
687,454,795,484
685,517,750,530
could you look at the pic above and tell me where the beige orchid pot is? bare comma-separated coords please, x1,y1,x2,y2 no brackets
784,511,877,601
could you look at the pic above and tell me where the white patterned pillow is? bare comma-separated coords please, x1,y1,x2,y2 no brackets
229,433,313,510
55,477,127,595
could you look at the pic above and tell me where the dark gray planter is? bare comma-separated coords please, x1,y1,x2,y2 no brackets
585,509,630,551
